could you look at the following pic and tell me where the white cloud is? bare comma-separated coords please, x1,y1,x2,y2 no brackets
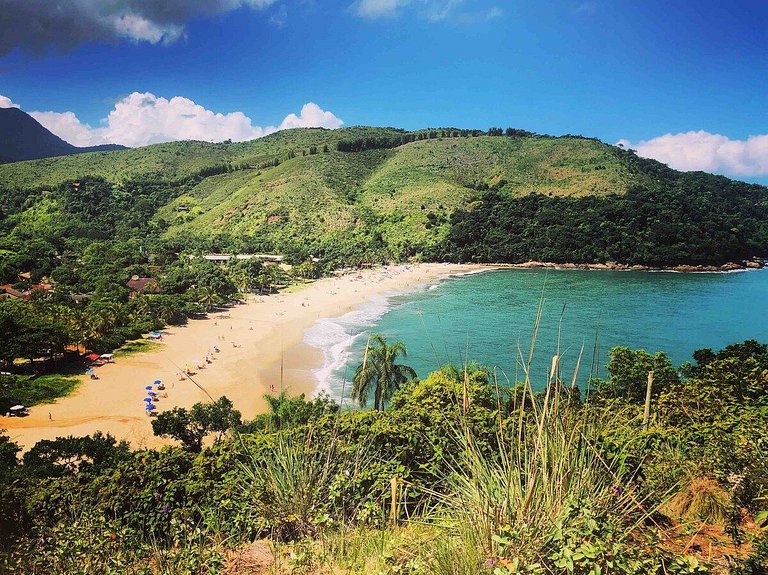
0,94,20,108
27,92,343,148
279,102,344,130
29,111,97,146
0,0,280,55
352,0,498,21
426,0,465,21
618,131,768,178
111,14,185,45
269,4,289,27
353,0,414,18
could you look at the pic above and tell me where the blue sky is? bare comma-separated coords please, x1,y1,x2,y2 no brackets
1,0,766,182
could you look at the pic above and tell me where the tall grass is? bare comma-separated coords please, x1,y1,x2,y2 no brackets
423,355,655,573
238,427,376,541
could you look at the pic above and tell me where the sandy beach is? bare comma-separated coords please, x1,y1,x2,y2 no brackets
1,263,484,450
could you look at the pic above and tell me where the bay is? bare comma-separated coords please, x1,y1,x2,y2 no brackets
307,268,768,398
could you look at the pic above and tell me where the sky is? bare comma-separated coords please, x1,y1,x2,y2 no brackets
0,0,766,183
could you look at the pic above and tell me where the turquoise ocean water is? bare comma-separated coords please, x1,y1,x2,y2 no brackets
304,268,768,399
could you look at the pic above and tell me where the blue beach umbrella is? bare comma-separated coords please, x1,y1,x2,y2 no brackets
153,380,161,385
145,385,153,390
144,397,152,403
148,391,157,396
145,404,156,411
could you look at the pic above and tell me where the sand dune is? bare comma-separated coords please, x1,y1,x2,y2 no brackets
2,263,483,450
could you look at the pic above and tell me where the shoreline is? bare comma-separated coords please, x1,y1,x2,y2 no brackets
1,263,485,451
485,259,765,273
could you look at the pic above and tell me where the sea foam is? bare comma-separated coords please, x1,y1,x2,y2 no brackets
304,294,393,400
303,277,447,401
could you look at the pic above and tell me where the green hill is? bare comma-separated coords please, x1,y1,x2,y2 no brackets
1,126,767,272
0,126,405,188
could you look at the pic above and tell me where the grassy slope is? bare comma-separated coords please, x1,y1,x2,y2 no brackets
155,135,654,253
0,128,667,259
367,136,645,198
0,126,407,189
156,148,394,250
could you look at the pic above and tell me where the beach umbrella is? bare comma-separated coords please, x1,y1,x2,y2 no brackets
145,404,156,411
148,391,157,396
144,397,152,403
86,353,100,361
145,385,153,390
153,380,161,385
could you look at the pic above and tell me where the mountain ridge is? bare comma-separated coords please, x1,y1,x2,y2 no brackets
0,107,127,164
1,125,766,270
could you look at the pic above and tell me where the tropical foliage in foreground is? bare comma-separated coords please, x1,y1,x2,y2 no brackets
0,339,766,574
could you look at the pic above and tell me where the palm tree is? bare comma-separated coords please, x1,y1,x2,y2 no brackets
352,334,416,410
89,301,123,337
197,287,218,311
62,306,89,351
131,295,152,322
155,297,179,324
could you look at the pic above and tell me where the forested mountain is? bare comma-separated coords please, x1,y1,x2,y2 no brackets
1,125,767,281
0,107,126,163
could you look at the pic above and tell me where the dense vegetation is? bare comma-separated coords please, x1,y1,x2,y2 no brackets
2,126,766,276
445,163,768,266
1,125,767,572
0,340,766,574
